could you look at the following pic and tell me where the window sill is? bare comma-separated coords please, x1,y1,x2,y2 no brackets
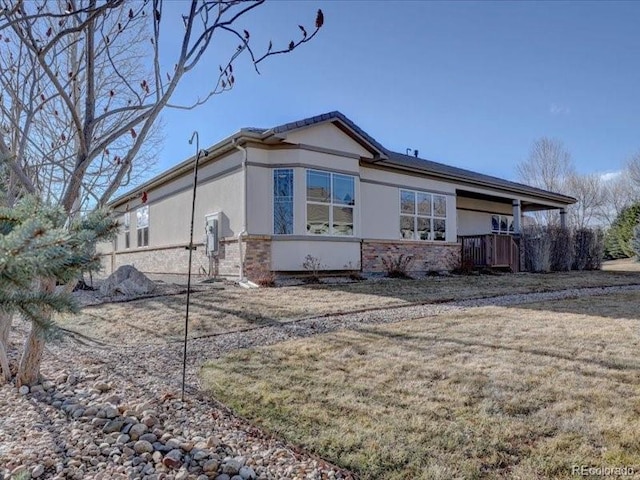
273,235,361,242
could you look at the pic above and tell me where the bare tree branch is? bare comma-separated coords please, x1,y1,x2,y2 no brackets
1,0,324,214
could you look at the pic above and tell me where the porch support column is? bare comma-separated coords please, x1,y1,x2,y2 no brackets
559,208,567,228
512,199,522,234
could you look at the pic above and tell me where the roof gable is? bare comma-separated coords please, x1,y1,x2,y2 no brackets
280,121,374,158
260,111,388,158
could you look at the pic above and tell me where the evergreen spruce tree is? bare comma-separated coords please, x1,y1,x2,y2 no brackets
0,195,117,385
633,224,640,261
604,202,640,259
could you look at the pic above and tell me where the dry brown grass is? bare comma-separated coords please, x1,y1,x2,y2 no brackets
202,292,640,480
602,257,640,272
57,270,640,345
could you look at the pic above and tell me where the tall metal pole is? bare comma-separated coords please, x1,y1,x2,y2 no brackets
182,131,202,402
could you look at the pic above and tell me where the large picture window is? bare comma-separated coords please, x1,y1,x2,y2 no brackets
491,214,514,234
136,205,149,247
306,170,355,236
399,189,447,241
273,169,294,235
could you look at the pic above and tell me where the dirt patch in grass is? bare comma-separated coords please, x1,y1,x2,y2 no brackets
202,292,640,479
58,270,640,346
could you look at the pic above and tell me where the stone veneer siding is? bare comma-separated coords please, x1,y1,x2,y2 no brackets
100,235,270,279
243,236,272,279
102,237,460,278
361,240,461,273
101,237,242,277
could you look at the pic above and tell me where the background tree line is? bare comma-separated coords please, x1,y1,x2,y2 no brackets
516,137,640,260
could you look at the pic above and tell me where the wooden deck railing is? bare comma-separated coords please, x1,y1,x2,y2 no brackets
459,234,520,272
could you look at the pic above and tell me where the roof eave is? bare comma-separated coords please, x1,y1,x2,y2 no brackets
376,159,576,206
108,130,262,208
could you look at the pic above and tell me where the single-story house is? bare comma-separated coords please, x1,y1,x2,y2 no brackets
101,111,576,279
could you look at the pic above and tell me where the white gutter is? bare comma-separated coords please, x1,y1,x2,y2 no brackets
232,139,248,282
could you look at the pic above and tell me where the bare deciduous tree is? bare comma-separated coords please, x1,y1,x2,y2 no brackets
628,152,640,191
0,0,324,385
517,137,575,226
598,173,635,226
565,173,606,229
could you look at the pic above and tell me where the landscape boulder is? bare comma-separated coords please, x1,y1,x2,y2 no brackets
100,265,156,297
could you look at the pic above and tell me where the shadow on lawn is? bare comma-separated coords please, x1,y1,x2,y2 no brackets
79,289,284,342
354,325,640,376
300,270,640,317
507,290,640,322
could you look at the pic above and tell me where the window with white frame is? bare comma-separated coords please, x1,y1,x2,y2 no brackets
273,169,294,235
491,214,514,234
306,170,355,236
136,205,149,247
123,212,130,249
399,189,447,241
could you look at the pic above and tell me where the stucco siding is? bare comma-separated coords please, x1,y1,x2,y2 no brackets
360,166,457,195
360,166,458,243
360,181,399,240
147,169,243,247
271,239,361,271
109,152,244,254
246,164,272,235
457,210,494,236
457,197,514,236
246,146,360,237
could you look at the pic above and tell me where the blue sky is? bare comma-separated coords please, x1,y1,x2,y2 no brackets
155,1,640,182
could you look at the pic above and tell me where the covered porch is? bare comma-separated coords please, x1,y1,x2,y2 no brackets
455,189,570,272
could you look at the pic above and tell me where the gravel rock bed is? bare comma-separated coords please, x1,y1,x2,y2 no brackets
0,326,353,480
2,283,640,479
179,284,640,363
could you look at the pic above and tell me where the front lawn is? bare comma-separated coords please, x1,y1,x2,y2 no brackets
58,270,640,346
202,292,640,479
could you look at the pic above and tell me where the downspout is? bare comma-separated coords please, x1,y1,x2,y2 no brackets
111,238,116,274
232,138,248,282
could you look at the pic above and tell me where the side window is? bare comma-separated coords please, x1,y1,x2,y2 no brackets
123,212,130,249
491,215,513,234
136,206,149,247
399,189,447,241
306,169,355,236
273,169,294,235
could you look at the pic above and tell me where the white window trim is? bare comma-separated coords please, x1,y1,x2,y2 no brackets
272,168,295,236
491,214,514,235
305,169,356,237
136,205,149,248
399,189,447,241
123,212,131,250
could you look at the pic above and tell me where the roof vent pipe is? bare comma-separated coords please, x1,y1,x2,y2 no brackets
414,149,419,158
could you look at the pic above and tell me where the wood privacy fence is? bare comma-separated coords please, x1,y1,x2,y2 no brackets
459,234,520,272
